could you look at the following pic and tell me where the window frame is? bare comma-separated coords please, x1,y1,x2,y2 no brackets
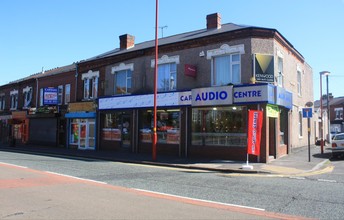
277,57,284,87
211,53,241,86
58,85,63,105
114,69,132,95
65,84,71,104
297,70,302,96
157,62,177,92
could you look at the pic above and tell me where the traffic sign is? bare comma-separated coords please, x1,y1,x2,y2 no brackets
302,108,313,118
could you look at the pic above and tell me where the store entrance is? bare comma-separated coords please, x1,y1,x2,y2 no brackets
269,117,277,159
120,115,131,150
70,119,95,150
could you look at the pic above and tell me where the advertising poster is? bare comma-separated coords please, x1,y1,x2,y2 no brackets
247,110,263,156
43,87,58,105
254,54,274,83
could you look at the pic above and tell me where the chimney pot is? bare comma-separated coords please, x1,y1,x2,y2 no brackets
119,34,135,50
206,13,221,30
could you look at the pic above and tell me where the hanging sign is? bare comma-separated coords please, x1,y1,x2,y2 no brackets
247,110,263,156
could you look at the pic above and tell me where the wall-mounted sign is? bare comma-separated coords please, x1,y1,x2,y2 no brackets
184,64,197,78
254,54,274,83
191,86,233,107
267,104,279,118
98,91,192,110
275,86,293,109
43,88,58,105
233,84,275,104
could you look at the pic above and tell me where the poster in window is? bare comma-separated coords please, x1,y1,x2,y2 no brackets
254,54,274,83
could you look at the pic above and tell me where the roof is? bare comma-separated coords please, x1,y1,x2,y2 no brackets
314,96,344,109
81,22,300,63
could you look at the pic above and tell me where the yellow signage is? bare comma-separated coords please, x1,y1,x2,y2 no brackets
267,104,279,118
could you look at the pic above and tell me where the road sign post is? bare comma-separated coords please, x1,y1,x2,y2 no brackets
302,108,312,162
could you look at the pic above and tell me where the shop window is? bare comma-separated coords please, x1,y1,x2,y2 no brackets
65,84,71,104
158,63,177,92
101,113,122,141
191,106,247,147
114,69,132,95
277,57,284,87
212,54,240,86
0,94,5,110
139,109,180,144
58,85,63,105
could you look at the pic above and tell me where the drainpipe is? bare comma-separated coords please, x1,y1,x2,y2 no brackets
75,62,78,102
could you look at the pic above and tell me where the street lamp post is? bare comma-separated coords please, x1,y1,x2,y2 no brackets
326,73,331,144
320,71,330,154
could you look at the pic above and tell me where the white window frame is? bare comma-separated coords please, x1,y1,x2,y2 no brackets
22,86,33,109
10,90,18,110
112,63,134,95
39,88,44,106
157,63,177,92
65,84,71,104
82,70,99,100
334,108,343,120
0,94,5,110
211,53,241,86
207,44,244,86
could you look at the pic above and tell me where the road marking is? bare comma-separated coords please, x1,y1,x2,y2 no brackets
44,171,108,185
133,188,265,211
289,177,306,180
317,179,337,183
124,162,211,172
0,162,28,169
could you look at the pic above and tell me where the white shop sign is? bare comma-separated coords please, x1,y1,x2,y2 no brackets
233,84,275,104
191,86,233,106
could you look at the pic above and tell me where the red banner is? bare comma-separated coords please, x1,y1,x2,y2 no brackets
247,110,263,156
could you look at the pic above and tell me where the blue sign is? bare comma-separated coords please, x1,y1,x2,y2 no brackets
43,87,58,105
302,108,313,118
276,87,293,109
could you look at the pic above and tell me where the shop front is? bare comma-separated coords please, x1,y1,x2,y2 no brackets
65,102,97,150
0,114,12,144
10,111,29,146
98,92,191,156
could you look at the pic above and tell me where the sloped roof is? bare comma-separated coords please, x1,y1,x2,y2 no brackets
81,22,298,63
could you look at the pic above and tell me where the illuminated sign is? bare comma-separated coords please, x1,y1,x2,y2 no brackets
191,86,233,106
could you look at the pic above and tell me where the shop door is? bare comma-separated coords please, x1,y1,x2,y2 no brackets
269,118,277,159
121,115,131,149
77,119,95,150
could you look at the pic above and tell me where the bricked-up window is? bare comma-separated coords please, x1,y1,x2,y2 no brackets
158,63,176,92
212,54,240,86
298,110,303,137
58,85,63,105
114,69,132,95
65,84,71,104
297,70,302,96
0,94,5,110
10,90,18,110
82,70,99,100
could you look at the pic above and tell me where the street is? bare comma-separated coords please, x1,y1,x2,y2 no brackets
1,150,343,219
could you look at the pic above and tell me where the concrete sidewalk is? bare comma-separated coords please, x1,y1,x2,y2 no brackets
0,143,332,175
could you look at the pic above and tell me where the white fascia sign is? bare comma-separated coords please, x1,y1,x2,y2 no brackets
233,84,275,104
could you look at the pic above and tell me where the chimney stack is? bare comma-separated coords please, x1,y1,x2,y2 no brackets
119,34,135,50
206,13,221,30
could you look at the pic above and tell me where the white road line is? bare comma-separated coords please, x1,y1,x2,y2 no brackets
317,179,337,183
289,176,306,180
132,188,265,211
0,162,28,169
44,171,107,185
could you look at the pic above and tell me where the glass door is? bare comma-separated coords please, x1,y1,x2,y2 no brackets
70,118,95,150
121,115,131,149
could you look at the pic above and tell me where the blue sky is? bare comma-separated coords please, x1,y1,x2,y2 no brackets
1,0,343,100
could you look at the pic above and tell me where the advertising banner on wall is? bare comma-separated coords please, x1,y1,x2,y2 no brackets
43,87,58,105
247,110,263,156
254,54,274,83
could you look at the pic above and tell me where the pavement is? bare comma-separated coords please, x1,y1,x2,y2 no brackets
0,143,334,176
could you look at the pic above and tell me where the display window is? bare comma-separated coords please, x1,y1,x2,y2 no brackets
191,106,247,147
101,113,122,141
140,109,180,144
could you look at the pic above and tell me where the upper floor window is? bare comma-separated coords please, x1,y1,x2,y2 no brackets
39,88,44,106
207,44,244,86
65,84,71,104
58,85,63,105
0,94,5,110
277,57,284,87
22,86,33,109
335,108,343,120
82,70,99,100
114,69,132,95
158,63,176,92
297,69,302,96
10,90,18,110
151,55,179,92
298,110,303,137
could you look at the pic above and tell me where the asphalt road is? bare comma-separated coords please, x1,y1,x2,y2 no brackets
1,150,343,219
